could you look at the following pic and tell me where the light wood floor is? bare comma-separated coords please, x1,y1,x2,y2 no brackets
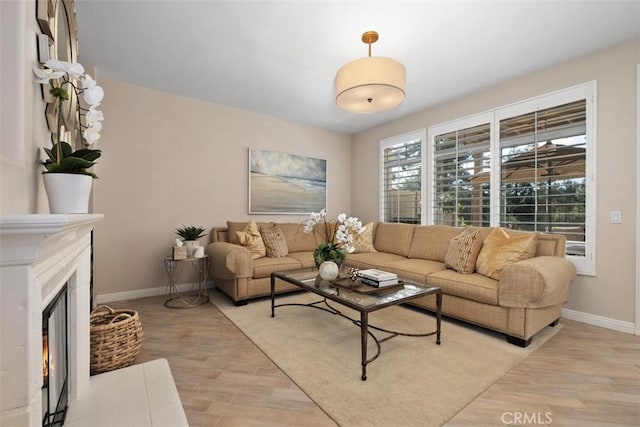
109,293,640,426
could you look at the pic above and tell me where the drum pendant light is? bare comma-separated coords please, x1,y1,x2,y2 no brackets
335,31,406,113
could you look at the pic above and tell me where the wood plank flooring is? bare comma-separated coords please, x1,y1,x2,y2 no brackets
108,293,639,426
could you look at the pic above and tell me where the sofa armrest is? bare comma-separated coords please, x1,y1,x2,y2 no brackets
499,256,577,308
207,242,253,280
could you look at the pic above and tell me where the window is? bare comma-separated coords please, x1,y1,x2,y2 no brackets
433,122,491,227
499,100,587,257
380,130,425,224
429,83,595,275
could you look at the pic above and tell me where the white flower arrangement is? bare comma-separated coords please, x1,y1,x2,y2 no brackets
303,209,364,266
33,59,104,178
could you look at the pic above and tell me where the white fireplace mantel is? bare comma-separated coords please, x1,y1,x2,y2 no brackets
1,214,103,427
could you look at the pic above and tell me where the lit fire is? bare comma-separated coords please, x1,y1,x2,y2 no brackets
42,334,49,379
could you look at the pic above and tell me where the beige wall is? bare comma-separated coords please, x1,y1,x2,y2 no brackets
93,79,351,296
3,2,637,324
352,40,639,323
1,0,51,214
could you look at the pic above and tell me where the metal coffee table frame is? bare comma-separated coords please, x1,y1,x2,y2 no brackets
271,270,442,381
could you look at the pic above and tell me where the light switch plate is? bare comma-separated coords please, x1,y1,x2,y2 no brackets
611,211,622,224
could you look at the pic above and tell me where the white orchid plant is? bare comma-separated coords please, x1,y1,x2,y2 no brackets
303,208,364,267
34,59,104,178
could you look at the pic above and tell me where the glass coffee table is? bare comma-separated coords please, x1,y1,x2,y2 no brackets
271,269,442,381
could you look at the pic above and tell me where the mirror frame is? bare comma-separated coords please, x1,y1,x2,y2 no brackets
36,0,80,147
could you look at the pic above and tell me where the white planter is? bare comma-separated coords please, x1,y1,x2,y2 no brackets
184,240,200,258
43,173,93,214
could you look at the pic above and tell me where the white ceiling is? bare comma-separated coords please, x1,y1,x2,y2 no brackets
76,1,639,134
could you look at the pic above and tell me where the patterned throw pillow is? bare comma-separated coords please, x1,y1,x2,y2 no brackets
260,223,289,258
476,227,539,280
235,220,266,259
444,228,482,274
352,222,377,253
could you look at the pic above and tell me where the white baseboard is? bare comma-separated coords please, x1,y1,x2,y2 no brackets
562,308,635,334
95,281,214,305
96,288,635,334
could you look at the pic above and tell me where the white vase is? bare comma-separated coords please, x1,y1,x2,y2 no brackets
193,246,205,258
319,261,339,281
184,240,200,258
43,173,93,214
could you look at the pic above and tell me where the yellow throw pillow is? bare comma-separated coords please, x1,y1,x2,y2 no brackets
444,228,483,274
476,227,538,280
352,222,377,253
260,223,289,258
235,220,266,259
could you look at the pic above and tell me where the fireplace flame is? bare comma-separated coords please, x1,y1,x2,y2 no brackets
42,334,49,379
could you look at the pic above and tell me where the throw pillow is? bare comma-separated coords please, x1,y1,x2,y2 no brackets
476,227,539,280
444,228,483,274
260,223,289,258
352,222,377,253
235,220,266,260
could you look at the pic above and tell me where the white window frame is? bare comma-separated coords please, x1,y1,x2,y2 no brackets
428,82,596,275
427,112,494,226
379,129,427,224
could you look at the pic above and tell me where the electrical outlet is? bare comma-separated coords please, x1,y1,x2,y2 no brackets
610,211,622,224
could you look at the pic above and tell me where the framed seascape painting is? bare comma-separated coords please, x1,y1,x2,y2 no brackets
249,148,327,214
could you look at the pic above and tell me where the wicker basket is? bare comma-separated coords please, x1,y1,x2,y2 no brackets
90,305,143,375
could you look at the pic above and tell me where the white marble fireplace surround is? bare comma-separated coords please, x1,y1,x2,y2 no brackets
0,215,187,427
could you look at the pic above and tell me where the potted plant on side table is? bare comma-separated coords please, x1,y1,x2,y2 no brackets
34,60,104,214
175,225,206,257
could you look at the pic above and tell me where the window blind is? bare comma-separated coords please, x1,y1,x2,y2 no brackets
381,139,422,224
433,123,491,227
499,100,586,256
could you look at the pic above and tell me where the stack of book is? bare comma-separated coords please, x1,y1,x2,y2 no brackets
357,269,399,287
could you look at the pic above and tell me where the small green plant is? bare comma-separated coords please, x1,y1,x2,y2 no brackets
42,141,101,178
175,225,206,241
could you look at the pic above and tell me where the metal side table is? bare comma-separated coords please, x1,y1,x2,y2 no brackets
163,255,210,308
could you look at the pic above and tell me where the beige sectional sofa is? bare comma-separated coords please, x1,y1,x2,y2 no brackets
207,221,577,347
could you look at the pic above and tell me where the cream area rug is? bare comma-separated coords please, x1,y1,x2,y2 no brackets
210,291,560,427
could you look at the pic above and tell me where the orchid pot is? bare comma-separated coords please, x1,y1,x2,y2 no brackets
43,173,93,214
34,60,105,214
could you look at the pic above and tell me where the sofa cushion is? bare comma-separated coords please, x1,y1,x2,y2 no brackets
426,269,499,305
504,228,541,259
444,228,483,274
408,225,462,262
382,259,447,284
352,222,377,253
227,221,249,244
235,220,266,260
252,256,302,279
286,251,316,269
260,223,289,257
476,227,539,280
278,223,317,253
534,233,566,257
345,252,407,270
373,223,415,257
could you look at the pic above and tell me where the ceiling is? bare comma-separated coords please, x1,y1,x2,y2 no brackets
75,1,639,135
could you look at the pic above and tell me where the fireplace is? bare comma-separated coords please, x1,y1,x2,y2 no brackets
42,284,69,427
0,214,103,427
2,214,189,426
